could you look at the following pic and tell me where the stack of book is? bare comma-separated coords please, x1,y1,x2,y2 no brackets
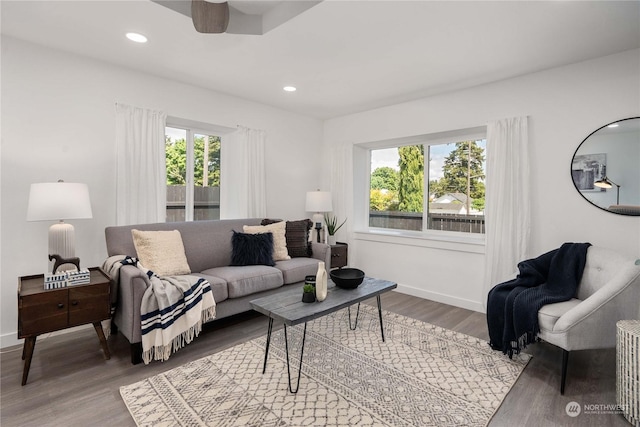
44,269,91,289
44,272,68,289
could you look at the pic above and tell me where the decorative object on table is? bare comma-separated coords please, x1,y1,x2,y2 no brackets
305,190,332,243
315,261,328,301
27,180,93,272
301,284,316,303
594,175,621,205
617,320,640,427
49,254,81,274
43,268,91,289
323,213,347,245
330,268,365,289
121,304,530,427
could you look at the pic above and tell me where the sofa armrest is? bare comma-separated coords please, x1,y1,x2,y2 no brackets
311,242,332,267
113,264,152,344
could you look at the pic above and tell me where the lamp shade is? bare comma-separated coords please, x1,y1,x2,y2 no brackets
305,191,332,212
27,182,93,221
594,177,615,189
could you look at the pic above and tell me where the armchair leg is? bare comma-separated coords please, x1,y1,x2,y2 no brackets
561,349,569,395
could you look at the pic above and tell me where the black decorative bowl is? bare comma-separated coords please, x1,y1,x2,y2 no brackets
330,268,365,289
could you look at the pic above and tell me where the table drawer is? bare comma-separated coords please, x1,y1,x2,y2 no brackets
19,290,68,336
69,283,110,326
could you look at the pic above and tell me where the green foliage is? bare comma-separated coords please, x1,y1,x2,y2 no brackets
303,284,315,293
431,141,485,210
369,189,398,211
397,145,424,212
166,135,221,186
323,213,347,235
370,167,399,191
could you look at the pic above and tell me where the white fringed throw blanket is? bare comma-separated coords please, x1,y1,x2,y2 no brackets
103,255,216,364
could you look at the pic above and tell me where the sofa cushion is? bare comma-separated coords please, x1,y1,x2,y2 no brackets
230,231,275,267
538,298,582,332
243,221,290,261
131,229,191,276
262,218,312,258
192,273,228,303
275,258,320,284
201,266,283,299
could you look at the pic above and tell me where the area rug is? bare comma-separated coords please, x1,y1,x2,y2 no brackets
120,305,530,427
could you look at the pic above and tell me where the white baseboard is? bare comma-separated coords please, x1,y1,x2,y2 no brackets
395,283,486,313
1,324,94,350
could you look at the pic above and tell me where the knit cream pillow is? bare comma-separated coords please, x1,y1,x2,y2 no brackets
243,221,291,261
131,229,191,276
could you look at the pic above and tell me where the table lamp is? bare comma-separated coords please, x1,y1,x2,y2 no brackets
27,181,93,271
305,190,332,243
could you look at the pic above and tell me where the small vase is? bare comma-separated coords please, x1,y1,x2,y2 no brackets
315,261,328,302
302,292,316,303
328,235,337,245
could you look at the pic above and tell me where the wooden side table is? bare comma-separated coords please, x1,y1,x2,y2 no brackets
330,242,348,269
18,267,111,385
617,320,640,427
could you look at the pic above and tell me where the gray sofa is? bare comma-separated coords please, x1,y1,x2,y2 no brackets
104,218,330,364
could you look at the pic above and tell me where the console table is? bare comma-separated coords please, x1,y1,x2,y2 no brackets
18,267,111,385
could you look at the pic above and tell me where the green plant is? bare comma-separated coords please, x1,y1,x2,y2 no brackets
323,213,347,236
303,284,316,293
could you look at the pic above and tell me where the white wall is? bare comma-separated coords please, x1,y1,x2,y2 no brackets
323,49,640,312
0,37,324,347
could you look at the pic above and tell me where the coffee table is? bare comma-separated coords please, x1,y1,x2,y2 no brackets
250,277,397,393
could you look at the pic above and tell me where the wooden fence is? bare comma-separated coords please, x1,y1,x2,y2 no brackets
166,185,220,222
369,211,485,234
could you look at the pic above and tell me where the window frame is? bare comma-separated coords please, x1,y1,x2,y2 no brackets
165,117,232,222
354,126,487,248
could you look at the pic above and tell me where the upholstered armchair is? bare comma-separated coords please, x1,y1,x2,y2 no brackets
537,246,640,394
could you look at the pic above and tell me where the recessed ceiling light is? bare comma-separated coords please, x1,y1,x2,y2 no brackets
126,32,148,43
283,86,297,92
607,123,619,128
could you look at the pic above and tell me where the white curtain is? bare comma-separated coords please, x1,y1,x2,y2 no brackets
115,103,167,225
482,116,530,307
220,125,267,218
329,144,353,241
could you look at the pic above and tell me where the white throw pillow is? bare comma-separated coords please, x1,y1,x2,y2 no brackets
131,229,191,276
243,221,291,261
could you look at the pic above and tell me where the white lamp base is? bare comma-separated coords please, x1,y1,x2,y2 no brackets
48,221,76,271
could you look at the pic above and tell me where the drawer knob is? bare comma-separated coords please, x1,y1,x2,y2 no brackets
71,300,79,306
57,303,64,309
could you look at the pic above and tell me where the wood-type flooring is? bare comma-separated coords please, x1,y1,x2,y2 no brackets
0,291,629,426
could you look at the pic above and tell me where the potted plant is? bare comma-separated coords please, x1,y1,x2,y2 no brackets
324,213,347,245
302,284,316,303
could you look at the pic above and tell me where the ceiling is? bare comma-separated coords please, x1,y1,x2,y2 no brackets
2,1,639,119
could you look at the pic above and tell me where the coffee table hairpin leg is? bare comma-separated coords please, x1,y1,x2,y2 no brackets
347,295,387,342
283,323,308,393
261,317,308,394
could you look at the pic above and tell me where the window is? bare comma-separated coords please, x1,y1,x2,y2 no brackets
367,131,486,235
165,126,221,222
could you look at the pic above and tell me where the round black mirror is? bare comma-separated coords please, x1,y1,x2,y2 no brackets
571,117,640,216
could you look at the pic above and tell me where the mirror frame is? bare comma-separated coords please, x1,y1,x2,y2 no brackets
571,117,640,216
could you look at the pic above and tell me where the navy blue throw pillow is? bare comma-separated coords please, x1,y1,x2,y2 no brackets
230,231,275,266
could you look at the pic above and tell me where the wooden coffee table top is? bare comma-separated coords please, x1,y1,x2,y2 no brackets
250,277,397,326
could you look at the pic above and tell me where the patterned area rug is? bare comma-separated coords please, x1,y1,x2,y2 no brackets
121,305,530,426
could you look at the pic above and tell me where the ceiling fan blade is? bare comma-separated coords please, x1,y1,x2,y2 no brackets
192,0,229,33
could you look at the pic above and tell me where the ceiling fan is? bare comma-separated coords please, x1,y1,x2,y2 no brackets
152,0,322,35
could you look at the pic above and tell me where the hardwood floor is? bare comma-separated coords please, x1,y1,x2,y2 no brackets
0,292,629,426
